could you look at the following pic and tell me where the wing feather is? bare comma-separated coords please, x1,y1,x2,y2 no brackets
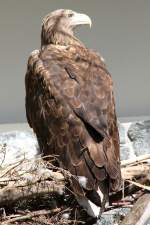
25,45,121,196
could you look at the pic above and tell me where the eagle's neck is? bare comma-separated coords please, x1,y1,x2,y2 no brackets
41,29,84,47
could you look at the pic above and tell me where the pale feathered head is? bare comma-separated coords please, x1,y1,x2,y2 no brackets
41,9,92,46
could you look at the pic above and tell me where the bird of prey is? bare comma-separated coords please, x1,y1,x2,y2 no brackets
25,9,121,218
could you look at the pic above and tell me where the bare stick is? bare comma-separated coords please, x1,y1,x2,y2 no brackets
1,208,61,225
121,154,150,167
121,164,150,180
0,160,24,178
125,180,150,191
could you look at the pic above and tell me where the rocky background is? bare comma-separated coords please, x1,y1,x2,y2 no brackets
119,120,150,161
1,120,150,165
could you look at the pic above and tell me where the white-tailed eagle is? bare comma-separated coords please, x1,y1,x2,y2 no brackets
25,9,121,219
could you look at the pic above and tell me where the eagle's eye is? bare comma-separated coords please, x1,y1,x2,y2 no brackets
67,13,74,18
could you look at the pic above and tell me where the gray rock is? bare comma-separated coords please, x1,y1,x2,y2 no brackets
120,145,132,161
0,131,39,166
118,122,126,145
118,122,136,160
128,121,150,156
97,207,130,225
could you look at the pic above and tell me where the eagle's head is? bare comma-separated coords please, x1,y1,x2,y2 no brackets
41,9,92,46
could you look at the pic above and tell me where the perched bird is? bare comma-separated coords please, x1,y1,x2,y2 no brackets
25,9,121,219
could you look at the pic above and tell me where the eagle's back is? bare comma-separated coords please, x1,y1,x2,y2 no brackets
25,45,121,197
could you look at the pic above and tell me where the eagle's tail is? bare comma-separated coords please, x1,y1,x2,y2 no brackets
76,180,109,218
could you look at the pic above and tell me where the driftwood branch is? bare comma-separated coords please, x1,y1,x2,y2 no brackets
120,194,150,225
0,155,66,207
125,180,150,191
136,201,150,225
0,144,150,224
0,180,64,207
0,154,149,207
1,208,61,225
121,164,150,180
121,154,150,189
110,155,150,204
121,154,150,167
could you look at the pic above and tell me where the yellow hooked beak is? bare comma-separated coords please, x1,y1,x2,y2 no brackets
70,12,92,28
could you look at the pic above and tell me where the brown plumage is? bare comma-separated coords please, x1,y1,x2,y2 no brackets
25,9,121,217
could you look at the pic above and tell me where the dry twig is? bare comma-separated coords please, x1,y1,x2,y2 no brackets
121,154,150,167
1,208,61,225
125,180,150,191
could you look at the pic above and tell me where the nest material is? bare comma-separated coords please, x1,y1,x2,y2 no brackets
0,144,150,225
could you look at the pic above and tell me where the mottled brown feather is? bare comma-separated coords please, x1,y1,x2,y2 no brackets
25,44,121,197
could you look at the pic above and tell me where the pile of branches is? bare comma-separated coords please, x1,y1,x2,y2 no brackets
0,143,150,225
0,144,85,225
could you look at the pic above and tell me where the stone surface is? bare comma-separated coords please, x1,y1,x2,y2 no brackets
0,131,39,166
98,208,130,225
128,121,150,156
1,121,150,165
118,122,136,160
118,122,126,145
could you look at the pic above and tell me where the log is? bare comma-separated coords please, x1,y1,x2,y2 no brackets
1,208,61,225
0,162,149,207
0,161,65,207
0,153,149,214
120,194,150,225
0,180,64,207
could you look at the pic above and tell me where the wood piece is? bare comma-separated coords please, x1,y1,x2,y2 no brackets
125,180,150,191
120,194,150,225
0,180,64,207
121,164,150,180
121,154,150,167
1,208,61,225
136,201,150,225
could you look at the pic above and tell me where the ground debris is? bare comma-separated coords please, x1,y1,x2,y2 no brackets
0,144,150,225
